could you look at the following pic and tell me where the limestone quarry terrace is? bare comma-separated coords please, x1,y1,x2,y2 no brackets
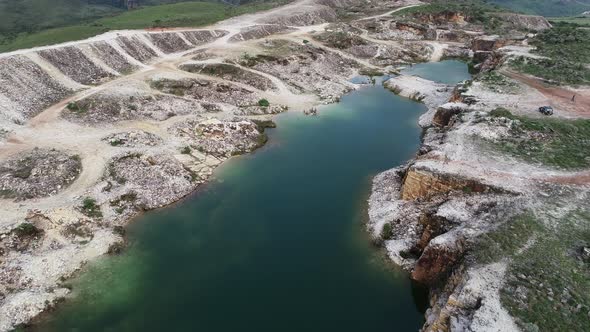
0,0,589,331
0,148,82,200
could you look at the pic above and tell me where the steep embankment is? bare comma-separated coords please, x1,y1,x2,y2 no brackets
367,6,590,330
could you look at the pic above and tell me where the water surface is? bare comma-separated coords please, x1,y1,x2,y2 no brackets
401,59,469,85
39,62,470,332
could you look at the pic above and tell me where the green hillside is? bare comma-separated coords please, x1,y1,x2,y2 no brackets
0,1,288,52
0,1,263,39
489,0,590,17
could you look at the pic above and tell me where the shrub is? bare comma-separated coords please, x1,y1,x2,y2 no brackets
81,197,102,218
109,139,124,146
66,102,87,114
258,98,270,107
181,146,192,154
14,223,42,237
381,223,393,240
489,107,514,119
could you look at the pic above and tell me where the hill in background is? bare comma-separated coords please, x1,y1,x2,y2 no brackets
489,0,590,17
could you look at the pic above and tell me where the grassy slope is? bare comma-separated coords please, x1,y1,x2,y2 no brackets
509,24,590,85
472,211,590,332
0,1,288,52
392,1,503,17
0,0,122,37
548,16,590,27
486,108,590,170
394,0,590,17
471,107,590,331
0,0,270,38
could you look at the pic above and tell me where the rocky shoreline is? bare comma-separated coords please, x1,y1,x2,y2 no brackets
368,36,590,332
1,0,589,331
0,1,429,329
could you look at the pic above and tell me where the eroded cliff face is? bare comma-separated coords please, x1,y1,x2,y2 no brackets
369,124,525,331
369,54,590,331
367,43,569,331
400,167,498,201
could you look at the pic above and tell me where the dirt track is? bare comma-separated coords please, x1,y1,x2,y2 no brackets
501,68,590,118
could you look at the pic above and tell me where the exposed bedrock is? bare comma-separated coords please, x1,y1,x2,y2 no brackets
169,117,267,158
87,41,138,74
102,130,163,148
366,61,577,330
400,167,501,201
101,152,197,211
411,233,465,285
369,163,522,298
62,81,202,124
179,63,277,91
115,35,159,63
352,17,477,44
432,104,464,128
471,36,507,52
239,39,358,102
384,75,454,128
0,148,82,200
369,163,518,265
182,30,229,45
37,46,114,85
0,55,74,123
146,32,192,53
315,28,432,65
230,25,295,42
150,76,258,107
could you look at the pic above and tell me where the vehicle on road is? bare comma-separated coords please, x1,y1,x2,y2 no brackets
539,106,554,115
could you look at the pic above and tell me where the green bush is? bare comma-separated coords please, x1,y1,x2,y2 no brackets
81,197,102,218
14,222,42,237
489,107,514,119
109,139,124,146
181,146,192,154
258,98,270,107
66,102,88,114
381,223,393,240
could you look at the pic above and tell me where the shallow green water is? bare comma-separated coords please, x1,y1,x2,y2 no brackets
402,60,470,85
39,63,469,332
